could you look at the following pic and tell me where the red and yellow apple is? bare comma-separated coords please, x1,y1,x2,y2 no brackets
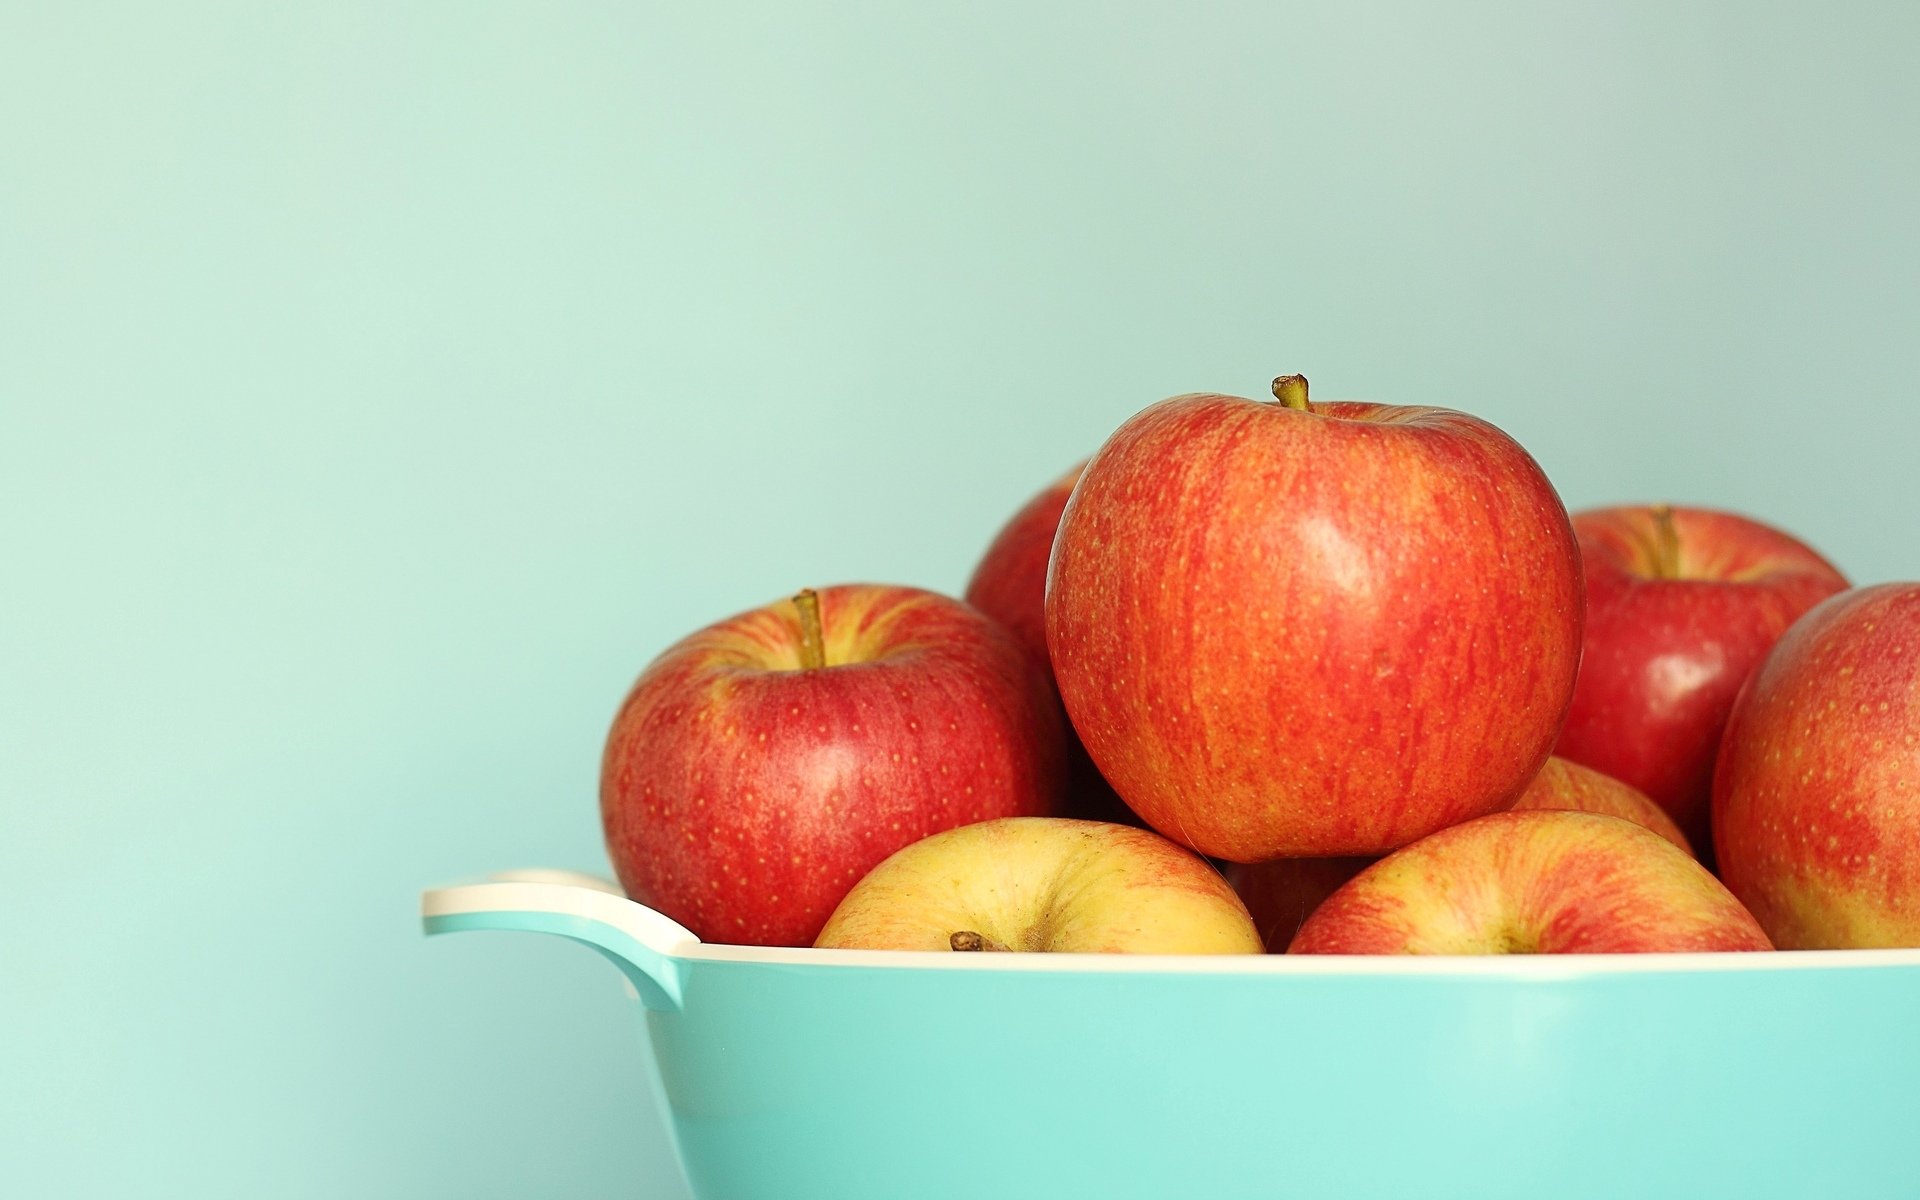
1554,504,1847,852
1046,376,1584,862
1517,756,1691,854
1288,810,1772,955
601,584,1066,947
1713,583,1920,949
965,459,1138,826
1232,755,1691,952
814,817,1262,954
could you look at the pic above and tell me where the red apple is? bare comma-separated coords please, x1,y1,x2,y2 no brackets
1046,376,1584,862
815,817,1262,954
600,584,1067,947
1713,583,1920,949
1230,755,1690,952
1554,505,1847,853
965,460,1085,668
965,460,1138,826
1289,810,1772,955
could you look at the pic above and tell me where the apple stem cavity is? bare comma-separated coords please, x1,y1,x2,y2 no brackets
949,930,1010,952
1649,504,1681,579
793,588,828,670
1270,374,1311,412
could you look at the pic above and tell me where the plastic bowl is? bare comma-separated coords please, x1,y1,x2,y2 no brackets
423,870,1920,1200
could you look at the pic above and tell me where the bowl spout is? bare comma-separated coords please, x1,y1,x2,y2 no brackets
421,870,698,1011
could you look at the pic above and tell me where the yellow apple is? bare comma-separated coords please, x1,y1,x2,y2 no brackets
815,817,1262,954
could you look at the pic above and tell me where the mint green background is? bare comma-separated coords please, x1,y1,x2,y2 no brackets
5,4,1917,1197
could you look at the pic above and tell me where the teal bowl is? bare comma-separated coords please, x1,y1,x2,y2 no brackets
423,871,1920,1199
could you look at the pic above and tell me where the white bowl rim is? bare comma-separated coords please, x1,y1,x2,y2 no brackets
423,870,1920,976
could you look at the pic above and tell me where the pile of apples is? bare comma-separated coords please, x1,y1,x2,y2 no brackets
600,378,1919,957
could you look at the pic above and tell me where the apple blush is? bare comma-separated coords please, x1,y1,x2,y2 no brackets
1231,756,1693,953
600,584,1067,947
1713,583,1920,949
1289,810,1772,955
1046,376,1584,862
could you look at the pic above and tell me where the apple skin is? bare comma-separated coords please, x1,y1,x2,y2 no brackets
965,461,1085,669
1517,756,1691,855
1231,756,1690,952
600,585,1067,947
1554,505,1847,853
814,817,1263,954
965,460,1139,827
1288,810,1773,955
1046,387,1584,862
1713,583,1920,949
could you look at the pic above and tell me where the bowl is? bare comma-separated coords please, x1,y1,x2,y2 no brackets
422,870,1920,1199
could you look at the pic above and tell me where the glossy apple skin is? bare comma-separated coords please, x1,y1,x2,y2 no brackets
1289,811,1772,955
1046,392,1583,862
814,817,1262,954
965,460,1139,826
1231,756,1690,952
1713,584,1920,948
1555,506,1847,853
601,585,1066,947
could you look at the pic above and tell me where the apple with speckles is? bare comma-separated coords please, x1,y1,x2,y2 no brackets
1289,810,1772,955
1713,583,1920,948
1555,505,1847,856
815,817,1262,954
1046,375,1584,862
1231,755,1692,952
600,585,1066,947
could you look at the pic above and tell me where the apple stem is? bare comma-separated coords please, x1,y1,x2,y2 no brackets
793,589,827,670
949,930,1010,952
1649,505,1680,579
1270,374,1311,412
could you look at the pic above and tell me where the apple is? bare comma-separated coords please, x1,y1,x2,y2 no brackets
1231,755,1691,952
1046,375,1584,862
600,584,1067,947
814,817,1263,954
1516,755,1691,855
965,459,1138,826
965,460,1085,668
1288,810,1773,955
1713,583,1920,949
1555,504,1847,854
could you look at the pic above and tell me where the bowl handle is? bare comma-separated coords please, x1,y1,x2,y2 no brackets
421,870,699,1012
